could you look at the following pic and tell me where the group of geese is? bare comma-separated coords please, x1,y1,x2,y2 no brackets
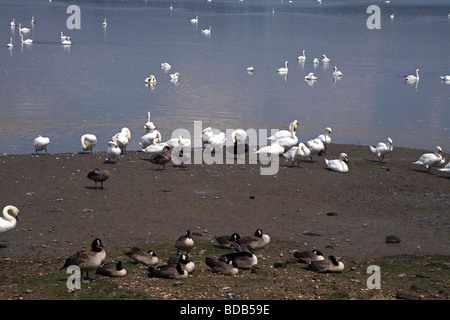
55,225,343,283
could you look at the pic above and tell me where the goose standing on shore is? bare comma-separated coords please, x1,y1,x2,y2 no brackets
81,134,97,152
1,205,19,233
370,138,393,162
87,168,110,189
149,145,172,170
33,135,50,154
412,146,443,174
175,230,194,256
325,152,349,173
60,238,106,282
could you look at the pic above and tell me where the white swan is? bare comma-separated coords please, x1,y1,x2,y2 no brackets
107,141,121,162
325,153,349,173
313,58,319,64
405,69,419,82
145,75,156,84
170,72,180,80
305,138,325,161
161,62,171,70
246,66,254,73
6,38,13,48
438,161,450,172
31,16,36,24
317,127,332,151
112,127,131,153
268,120,298,142
140,130,161,149
142,138,167,155
370,138,393,162
60,31,70,41
10,18,16,26
61,37,71,45
18,24,30,33
202,26,211,35
277,61,288,73
165,135,191,149
144,112,156,132
231,129,249,154
191,16,198,23
322,54,331,63
305,72,317,80
255,143,285,156
412,146,443,174
298,50,306,61
333,66,343,77
102,18,107,26
270,125,298,152
390,13,394,19
34,135,50,154
440,75,450,82
81,134,97,152
202,127,226,149
283,142,311,167
1,205,19,233
20,33,33,44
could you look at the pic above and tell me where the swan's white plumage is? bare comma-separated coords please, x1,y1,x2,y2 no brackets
161,62,171,70
34,135,50,153
325,153,349,173
370,138,393,162
333,66,343,77
144,112,156,132
0,205,19,233
107,141,121,161
305,138,325,161
317,127,332,146
298,50,306,61
305,72,317,80
6,38,13,47
412,146,443,173
140,130,161,149
268,120,298,142
202,127,226,149
438,161,450,172
145,75,156,84
322,54,330,63
405,69,419,82
283,143,311,166
202,26,211,35
142,138,168,155
81,134,97,152
112,127,131,152
277,61,288,73
255,143,285,156
20,33,33,44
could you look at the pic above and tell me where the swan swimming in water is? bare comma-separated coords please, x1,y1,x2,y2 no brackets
305,72,317,80
298,50,306,61
1,205,19,233
170,72,180,81
277,61,288,74
34,135,50,154
283,142,311,167
412,146,442,174
81,134,97,152
6,38,13,48
20,33,33,44
333,66,343,77
102,18,107,26
161,62,171,70
322,54,331,63
404,69,419,82
440,75,450,82
202,26,211,35
144,112,156,132
191,16,198,23
325,153,349,173
370,138,393,162
61,37,71,45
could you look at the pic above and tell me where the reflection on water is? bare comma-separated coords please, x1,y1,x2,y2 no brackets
0,0,449,155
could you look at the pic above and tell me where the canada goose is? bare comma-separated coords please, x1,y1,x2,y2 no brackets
215,232,241,249
412,146,443,174
219,250,257,270
175,230,194,255
293,249,325,263
205,257,239,275
149,145,172,170
235,229,270,251
125,247,159,266
370,138,393,162
307,255,344,273
167,254,195,274
87,168,110,189
96,261,126,277
81,134,97,152
33,135,50,154
60,238,106,282
1,205,19,233
148,254,190,279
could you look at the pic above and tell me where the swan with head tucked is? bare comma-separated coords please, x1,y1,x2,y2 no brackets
440,75,450,82
202,26,211,35
34,135,50,154
6,38,13,48
232,129,249,154
305,138,325,161
170,72,180,81
20,33,33,44
81,134,97,152
333,66,343,77
322,54,331,63
412,146,443,174
283,142,311,167
140,130,161,149
107,141,121,162
255,143,285,156
112,127,131,154
325,153,349,173
370,138,393,162
202,127,226,150
313,58,319,64
1,205,19,233
161,62,171,70
144,112,156,132
438,161,450,173
305,72,317,80
298,50,306,61
246,66,254,73
277,61,288,74
142,138,168,155
405,69,419,82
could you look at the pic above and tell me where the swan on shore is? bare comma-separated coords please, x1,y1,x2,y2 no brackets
34,135,50,154
325,153,349,173
1,205,19,233
305,138,325,161
283,142,311,167
412,146,442,174
112,127,131,153
6,38,13,48
268,120,298,142
370,138,393,162
140,130,161,149
81,134,97,152
107,141,121,162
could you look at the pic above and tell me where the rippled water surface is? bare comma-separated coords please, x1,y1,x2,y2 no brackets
1,0,449,154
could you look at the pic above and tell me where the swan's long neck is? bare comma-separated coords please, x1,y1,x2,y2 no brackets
147,112,151,123
2,206,18,222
